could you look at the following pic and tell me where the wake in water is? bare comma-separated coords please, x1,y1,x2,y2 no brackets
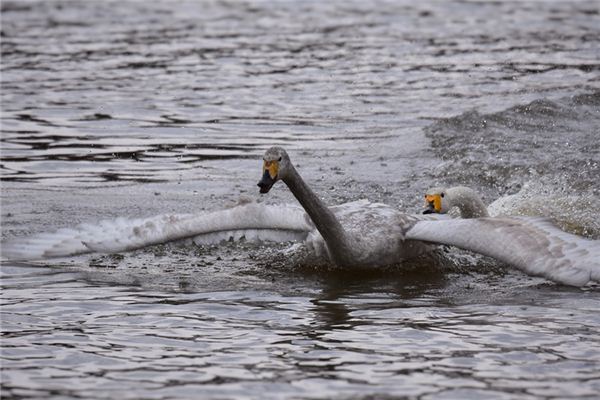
486,181,600,238
427,92,600,197
425,92,600,236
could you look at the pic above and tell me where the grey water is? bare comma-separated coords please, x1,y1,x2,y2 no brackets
1,1,600,399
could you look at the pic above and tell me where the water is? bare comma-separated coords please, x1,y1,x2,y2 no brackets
1,1,600,398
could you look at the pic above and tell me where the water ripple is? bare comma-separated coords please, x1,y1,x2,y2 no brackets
2,1,600,399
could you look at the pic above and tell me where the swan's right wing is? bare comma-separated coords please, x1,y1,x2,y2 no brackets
406,216,600,287
2,203,311,261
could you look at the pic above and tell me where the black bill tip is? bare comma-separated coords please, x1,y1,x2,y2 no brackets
422,201,435,214
258,170,276,194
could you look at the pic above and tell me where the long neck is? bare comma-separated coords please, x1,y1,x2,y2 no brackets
447,187,489,218
283,167,354,265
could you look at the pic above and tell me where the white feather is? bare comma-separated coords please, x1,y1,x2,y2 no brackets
2,203,311,261
406,216,600,286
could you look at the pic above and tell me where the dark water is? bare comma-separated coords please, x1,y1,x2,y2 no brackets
1,1,600,399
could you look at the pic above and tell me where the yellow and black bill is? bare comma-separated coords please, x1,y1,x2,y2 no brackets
423,194,442,214
258,160,279,194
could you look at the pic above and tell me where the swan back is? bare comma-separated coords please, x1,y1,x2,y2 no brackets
302,200,438,266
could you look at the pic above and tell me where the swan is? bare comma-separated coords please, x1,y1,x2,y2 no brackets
258,147,599,286
2,146,441,267
256,146,438,267
411,186,600,286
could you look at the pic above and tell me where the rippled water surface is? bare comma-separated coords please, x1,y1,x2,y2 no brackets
1,1,600,399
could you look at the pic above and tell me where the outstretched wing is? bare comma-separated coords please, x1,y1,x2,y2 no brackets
2,203,311,261
406,216,600,287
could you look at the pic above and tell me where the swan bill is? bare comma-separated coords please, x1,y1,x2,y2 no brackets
258,160,278,193
423,194,442,214
423,203,435,214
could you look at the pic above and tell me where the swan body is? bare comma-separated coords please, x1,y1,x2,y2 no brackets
257,147,444,267
302,199,442,266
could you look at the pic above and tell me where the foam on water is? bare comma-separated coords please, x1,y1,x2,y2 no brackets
426,92,600,237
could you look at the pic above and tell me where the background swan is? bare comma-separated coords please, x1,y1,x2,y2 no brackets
413,186,600,286
423,186,488,218
425,184,600,237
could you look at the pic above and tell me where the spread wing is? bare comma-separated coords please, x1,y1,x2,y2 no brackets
405,216,600,287
2,203,311,261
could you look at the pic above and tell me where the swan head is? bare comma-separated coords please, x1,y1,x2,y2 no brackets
257,146,291,194
423,187,450,214
422,186,489,218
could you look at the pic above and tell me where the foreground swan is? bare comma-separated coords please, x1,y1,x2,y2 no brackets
257,147,439,267
1,153,438,267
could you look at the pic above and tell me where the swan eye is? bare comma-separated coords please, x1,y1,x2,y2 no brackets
278,157,282,162
441,192,445,198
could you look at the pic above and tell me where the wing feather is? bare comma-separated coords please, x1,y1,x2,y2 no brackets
406,216,600,286
2,203,311,261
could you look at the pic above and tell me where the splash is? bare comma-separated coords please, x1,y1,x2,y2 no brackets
426,91,600,237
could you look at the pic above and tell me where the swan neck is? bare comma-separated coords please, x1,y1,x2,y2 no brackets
448,187,489,218
283,167,353,265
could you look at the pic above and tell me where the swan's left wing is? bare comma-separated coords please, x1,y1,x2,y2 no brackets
2,203,311,261
405,216,600,287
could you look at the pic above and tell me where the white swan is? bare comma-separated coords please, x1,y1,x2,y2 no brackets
412,186,600,286
258,148,600,286
2,146,442,267
256,147,439,267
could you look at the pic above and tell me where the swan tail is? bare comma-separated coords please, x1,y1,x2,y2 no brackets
406,216,600,287
2,203,311,261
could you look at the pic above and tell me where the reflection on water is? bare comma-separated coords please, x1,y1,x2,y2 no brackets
2,0,600,399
